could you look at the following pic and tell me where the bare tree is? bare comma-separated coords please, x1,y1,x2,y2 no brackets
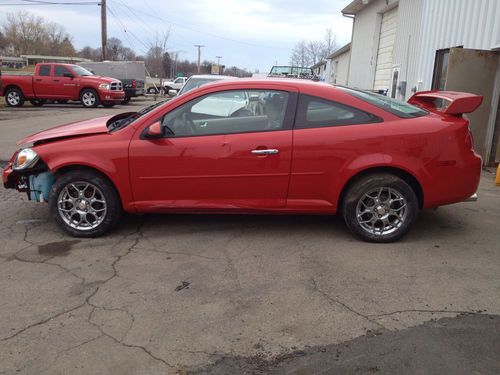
2,10,76,56
290,41,311,67
145,31,170,77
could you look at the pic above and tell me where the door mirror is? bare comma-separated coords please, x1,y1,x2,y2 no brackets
168,89,178,97
145,121,163,138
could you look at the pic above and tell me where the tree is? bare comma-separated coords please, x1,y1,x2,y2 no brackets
289,29,338,67
162,52,172,77
144,31,170,77
79,46,101,61
2,10,76,56
290,41,311,67
323,28,336,58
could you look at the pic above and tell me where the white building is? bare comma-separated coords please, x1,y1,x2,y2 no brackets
311,60,330,81
326,43,351,85
342,0,500,164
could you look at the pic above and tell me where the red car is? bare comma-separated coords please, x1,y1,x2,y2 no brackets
0,63,125,108
2,79,482,242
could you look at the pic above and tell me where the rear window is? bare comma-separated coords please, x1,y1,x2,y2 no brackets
338,86,428,118
39,65,51,76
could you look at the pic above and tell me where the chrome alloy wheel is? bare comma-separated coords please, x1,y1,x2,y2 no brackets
356,187,407,236
7,91,21,106
57,182,107,230
82,91,96,106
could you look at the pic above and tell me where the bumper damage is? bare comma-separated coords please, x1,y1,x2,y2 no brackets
3,162,55,202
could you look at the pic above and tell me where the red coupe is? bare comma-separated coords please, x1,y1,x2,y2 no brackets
2,79,482,242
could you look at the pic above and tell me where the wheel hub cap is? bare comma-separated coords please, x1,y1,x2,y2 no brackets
356,187,408,236
57,182,107,231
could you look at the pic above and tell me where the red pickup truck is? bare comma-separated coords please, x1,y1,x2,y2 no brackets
1,63,125,108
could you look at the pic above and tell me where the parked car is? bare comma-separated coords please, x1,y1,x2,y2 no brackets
174,74,235,96
78,61,145,105
147,77,187,95
0,63,125,108
2,79,482,242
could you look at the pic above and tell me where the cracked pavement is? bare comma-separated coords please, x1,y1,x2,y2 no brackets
1,171,499,374
1,104,500,374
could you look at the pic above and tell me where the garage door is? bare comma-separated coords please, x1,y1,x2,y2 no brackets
373,6,398,92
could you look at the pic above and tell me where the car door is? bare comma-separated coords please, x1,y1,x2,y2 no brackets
53,65,78,99
129,88,297,211
33,64,55,98
288,94,383,210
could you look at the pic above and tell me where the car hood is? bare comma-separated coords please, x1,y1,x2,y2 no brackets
85,75,118,84
18,115,112,145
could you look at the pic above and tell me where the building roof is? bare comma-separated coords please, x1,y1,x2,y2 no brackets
20,55,91,62
342,0,370,15
311,61,327,69
327,43,351,60
0,56,26,62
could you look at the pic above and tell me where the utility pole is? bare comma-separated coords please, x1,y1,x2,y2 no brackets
100,0,107,61
216,55,222,74
194,45,204,74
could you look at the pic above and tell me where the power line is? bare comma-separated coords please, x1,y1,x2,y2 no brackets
105,3,291,51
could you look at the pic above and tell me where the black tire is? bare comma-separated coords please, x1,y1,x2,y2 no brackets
147,87,158,94
80,88,100,108
342,173,418,243
30,99,46,107
121,97,131,105
102,102,115,108
5,87,25,107
49,170,122,238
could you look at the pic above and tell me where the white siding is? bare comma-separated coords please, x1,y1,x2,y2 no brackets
347,0,399,89
414,0,500,91
373,7,398,91
329,51,350,85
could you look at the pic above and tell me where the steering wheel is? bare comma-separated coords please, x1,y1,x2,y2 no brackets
230,108,253,117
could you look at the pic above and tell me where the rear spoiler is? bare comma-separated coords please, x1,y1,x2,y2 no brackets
407,91,483,115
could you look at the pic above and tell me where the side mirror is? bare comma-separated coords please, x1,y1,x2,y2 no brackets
168,89,178,97
63,72,74,78
145,121,163,138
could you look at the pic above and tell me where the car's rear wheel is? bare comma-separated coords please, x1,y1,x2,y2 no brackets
342,173,418,243
5,88,25,107
80,89,100,108
147,87,158,94
49,170,122,237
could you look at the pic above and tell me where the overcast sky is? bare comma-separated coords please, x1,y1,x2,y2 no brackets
0,0,353,72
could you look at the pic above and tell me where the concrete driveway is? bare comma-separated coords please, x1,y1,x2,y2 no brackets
0,103,499,374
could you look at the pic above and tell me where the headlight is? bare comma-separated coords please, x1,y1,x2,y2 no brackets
99,83,110,90
13,148,39,170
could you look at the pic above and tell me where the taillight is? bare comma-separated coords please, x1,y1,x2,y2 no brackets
132,79,136,88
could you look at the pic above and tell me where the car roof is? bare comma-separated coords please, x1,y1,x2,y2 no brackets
197,77,333,91
187,74,235,80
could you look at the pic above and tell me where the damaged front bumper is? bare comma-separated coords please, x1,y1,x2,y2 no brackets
3,160,55,202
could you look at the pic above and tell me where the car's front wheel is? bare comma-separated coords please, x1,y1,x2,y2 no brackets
49,170,122,237
342,173,418,243
80,89,100,108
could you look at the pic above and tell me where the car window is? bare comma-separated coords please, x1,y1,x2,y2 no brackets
337,86,428,118
161,90,289,137
54,66,72,77
39,65,51,76
295,95,380,129
178,78,218,95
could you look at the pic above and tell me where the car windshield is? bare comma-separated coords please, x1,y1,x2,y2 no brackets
338,86,428,118
178,78,221,95
71,66,94,76
108,100,168,132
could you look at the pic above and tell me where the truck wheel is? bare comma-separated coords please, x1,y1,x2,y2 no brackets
121,97,131,105
80,89,100,108
102,102,115,108
5,88,25,107
49,170,122,237
30,99,46,107
147,87,157,94
342,173,418,243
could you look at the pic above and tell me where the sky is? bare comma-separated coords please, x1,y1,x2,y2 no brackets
0,0,353,72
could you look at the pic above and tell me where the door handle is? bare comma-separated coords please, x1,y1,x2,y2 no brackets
251,149,279,155
35,79,42,82
53,79,60,82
